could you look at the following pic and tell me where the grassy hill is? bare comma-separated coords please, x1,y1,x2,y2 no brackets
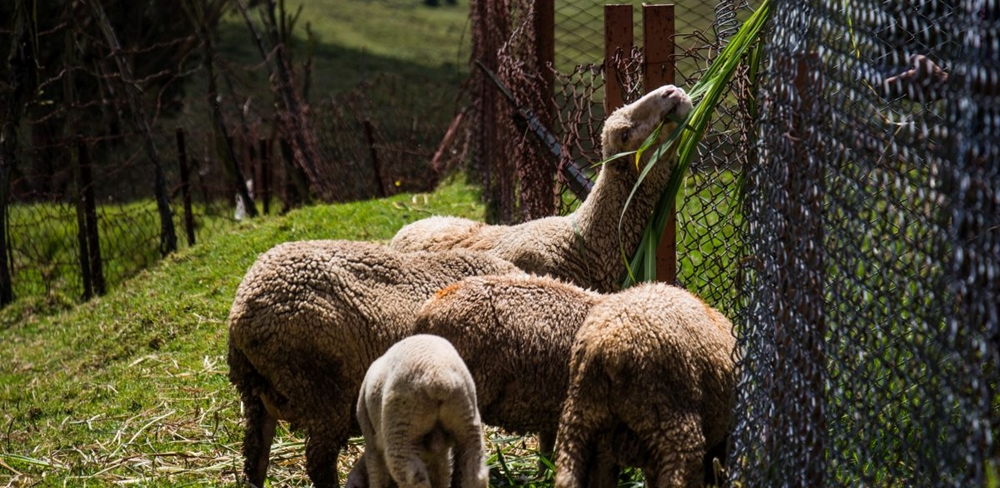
213,0,473,99
0,178,491,486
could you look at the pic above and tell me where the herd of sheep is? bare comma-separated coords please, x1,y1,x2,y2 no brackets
226,84,738,488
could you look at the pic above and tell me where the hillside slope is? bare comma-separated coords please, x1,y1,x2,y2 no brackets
0,179,483,486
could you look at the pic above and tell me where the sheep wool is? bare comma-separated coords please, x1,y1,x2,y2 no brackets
554,283,737,488
389,84,693,293
354,334,488,488
226,239,521,488
411,274,603,461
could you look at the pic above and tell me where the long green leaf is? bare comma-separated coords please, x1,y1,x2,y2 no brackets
621,0,772,287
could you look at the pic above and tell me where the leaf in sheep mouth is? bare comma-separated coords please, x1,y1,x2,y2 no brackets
633,120,666,172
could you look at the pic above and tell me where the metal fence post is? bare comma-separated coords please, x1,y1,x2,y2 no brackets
775,51,826,486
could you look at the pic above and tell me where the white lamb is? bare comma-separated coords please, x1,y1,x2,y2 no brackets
390,84,693,293
353,334,488,488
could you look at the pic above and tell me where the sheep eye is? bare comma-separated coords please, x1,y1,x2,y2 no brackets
619,130,630,143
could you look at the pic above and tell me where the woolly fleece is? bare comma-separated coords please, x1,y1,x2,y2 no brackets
554,283,736,488
412,274,603,460
354,334,487,488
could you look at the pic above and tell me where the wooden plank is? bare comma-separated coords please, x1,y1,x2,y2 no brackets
535,0,555,96
644,4,675,87
643,4,678,284
604,4,633,114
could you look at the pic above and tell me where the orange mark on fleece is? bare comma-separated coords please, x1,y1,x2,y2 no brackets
697,296,729,333
435,282,463,299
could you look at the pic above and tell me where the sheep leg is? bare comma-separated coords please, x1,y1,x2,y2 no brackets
364,445,395,488
227,343,277,488
554,417,598,488
537,430,556,475
647,412,705,488
437,396,486,488
556,381,617,488
303,401,351,488
424,429,454,488
383,401,436,488
345,453,370,488
240,392,277,488
452,436,488,488
305,429,348,488
587,440,619,488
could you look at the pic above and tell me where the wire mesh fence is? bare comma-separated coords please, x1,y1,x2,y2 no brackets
733,0,999,485
467,0,998,485
0,0,460,312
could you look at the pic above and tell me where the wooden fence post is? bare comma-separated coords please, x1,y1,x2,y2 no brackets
77,139,105,296
643,4,678,284
176,128,196,247
86,0,177,256
604,4,633,115
73,138,93,300
363,120,387,198
258,138,271,215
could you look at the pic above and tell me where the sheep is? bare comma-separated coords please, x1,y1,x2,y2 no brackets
353,334,488,488
389,84,693,293
410,274,603,467
554,283,736,488
226,239,521,488
408,275,734,485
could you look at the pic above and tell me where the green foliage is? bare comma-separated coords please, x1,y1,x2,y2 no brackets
0,177,482,486
621,0,773,287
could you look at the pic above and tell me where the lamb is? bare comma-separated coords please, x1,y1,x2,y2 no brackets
409,275,734,484
554,283,737,488
226,239,521,488
389,84,693,293
353,334,488,488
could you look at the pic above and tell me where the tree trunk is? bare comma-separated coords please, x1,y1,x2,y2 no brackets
0,0,37,306
86,0,177,256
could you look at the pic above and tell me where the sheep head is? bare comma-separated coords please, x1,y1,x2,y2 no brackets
600,84,693,159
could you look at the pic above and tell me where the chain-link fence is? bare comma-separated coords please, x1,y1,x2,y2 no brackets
733,0,999,485
465,0,998,484
0,0,459,313
466,0,751,307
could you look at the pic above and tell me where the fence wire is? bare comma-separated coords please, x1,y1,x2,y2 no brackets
733,0,999,485
468,0,998,485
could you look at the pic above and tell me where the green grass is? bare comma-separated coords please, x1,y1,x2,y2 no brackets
0,176,484,486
